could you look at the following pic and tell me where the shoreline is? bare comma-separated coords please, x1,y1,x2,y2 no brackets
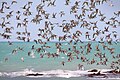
0,68,120,78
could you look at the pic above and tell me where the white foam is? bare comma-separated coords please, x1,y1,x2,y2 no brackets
0,69,120,78
0,68,34,77
87,78,120,80
0,72,2,76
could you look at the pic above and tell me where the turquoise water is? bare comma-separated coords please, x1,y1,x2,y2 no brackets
0,42,120,79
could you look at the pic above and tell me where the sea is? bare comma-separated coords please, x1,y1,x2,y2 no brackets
0,42,120,80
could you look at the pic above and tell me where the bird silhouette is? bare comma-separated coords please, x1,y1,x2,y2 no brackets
0,0,119,70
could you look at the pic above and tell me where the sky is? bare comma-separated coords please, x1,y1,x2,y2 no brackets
0,0,120,42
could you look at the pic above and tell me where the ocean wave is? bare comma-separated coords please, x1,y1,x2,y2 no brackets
0,68,120,79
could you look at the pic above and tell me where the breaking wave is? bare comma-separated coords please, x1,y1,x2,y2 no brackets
0,68,120,79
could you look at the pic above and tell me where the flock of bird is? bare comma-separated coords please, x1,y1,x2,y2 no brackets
0,0,120,70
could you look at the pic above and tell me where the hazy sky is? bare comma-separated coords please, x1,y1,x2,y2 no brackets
0,0,120,42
